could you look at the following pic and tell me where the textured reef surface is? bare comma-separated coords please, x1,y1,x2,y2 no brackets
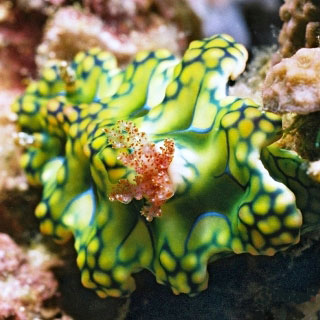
278,0,320,58
13,34,320,298
0,233,64,319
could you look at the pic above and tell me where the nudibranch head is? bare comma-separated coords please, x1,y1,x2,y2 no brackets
12,34,320,298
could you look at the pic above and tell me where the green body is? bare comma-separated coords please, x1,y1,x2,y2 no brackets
13,35,320,298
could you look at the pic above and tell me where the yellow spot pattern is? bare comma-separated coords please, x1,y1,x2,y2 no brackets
12,33,320,299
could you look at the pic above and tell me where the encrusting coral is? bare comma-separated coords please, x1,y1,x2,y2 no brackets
263,47,320,160
278,0,320,58
12,34,320,298
263,0,320,173
263,47,320,114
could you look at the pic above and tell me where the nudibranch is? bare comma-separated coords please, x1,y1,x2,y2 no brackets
12,34,320,298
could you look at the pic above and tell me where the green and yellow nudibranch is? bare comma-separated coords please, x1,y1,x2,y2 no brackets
12,34,320,298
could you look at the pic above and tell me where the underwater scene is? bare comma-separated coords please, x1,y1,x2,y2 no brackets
1,0,320,319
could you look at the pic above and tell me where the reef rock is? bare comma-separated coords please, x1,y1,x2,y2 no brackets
263,47,320,114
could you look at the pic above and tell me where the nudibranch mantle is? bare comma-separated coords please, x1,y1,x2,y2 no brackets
12,34,320,298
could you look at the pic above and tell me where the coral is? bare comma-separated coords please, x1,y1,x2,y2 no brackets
263,47,320,114
262,48,320,160
36,2,198,69
265,0,320,162
306,21,320,48
0,86,27,193
36,7,137,67
0,100,27,192
0,101,26,195
12,34,320,298
278,0,320,58
0,233,66,319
